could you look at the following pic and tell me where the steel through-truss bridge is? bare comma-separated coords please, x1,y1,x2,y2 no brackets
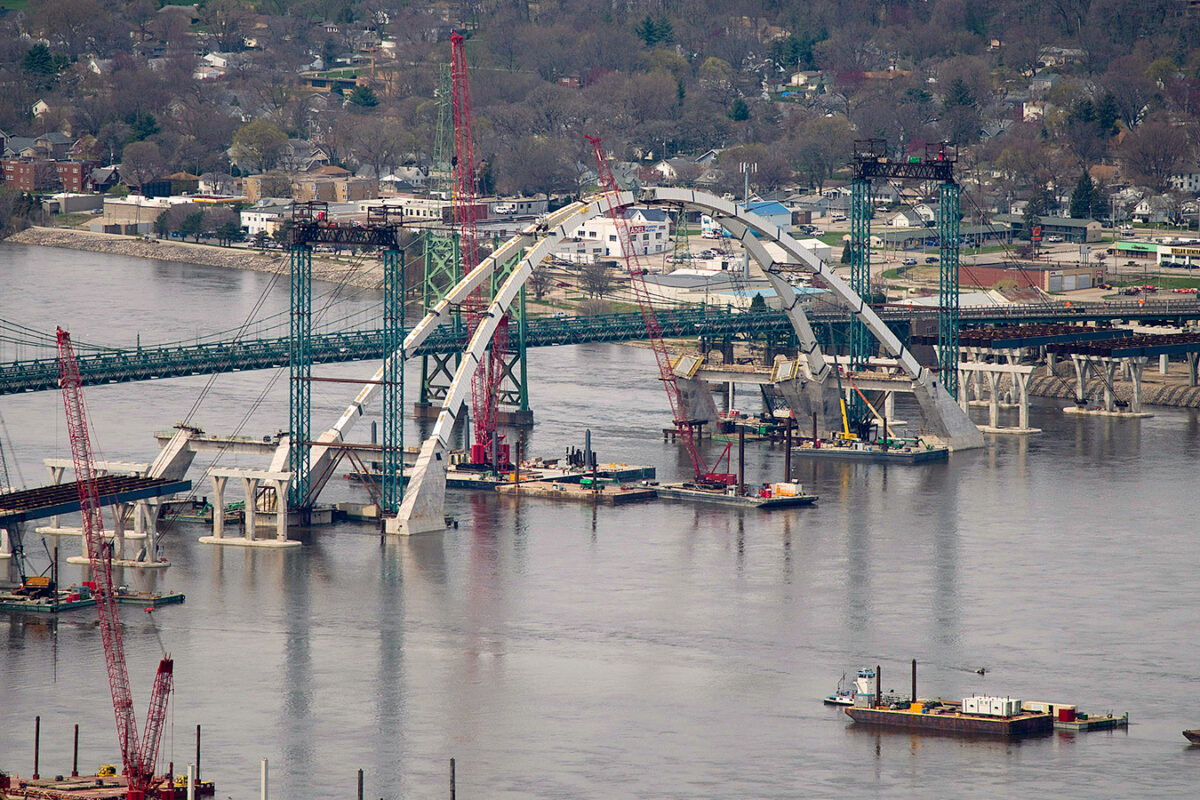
4,300,1200,396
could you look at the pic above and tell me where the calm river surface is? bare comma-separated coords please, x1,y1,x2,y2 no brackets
1,242,1199,798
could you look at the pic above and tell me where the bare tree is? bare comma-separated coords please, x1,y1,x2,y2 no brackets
120,141,164,193
580,262,614,299
1121,121,1192,192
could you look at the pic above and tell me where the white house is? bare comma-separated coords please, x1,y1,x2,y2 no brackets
241,201,293,237
1170,169,1200,193
888,203,937,228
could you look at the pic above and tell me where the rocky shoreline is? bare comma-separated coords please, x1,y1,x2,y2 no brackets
4,226,384,289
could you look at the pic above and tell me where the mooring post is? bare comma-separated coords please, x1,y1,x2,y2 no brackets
33,716,40,779
71,723,78,777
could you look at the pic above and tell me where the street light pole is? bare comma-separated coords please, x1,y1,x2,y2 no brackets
740,162,756,280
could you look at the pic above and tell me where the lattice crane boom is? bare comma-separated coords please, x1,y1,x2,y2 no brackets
57,327,172,800
452,30,508,469
586,137,731,485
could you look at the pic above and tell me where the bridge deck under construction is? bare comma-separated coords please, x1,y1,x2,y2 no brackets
0,476,192,525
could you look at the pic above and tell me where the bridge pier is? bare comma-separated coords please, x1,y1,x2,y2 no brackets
199,469,299,548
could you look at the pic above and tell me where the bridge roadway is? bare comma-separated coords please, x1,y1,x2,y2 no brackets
3,299,1199,396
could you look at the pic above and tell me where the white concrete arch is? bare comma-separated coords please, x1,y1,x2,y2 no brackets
303,187,982,534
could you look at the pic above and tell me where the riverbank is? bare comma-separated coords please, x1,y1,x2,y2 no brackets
4,226,385,288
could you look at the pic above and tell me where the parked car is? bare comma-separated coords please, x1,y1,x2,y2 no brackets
925,256,939,264
1046,235,1064,243
902,258,918,266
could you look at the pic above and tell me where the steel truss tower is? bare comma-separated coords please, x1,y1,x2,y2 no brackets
852,139,961,399
938,181,961,398
849,178,873,368
289,242,312,508
382,248,405,515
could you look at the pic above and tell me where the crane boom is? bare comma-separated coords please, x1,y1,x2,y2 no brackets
57,327,172,800
586,137,732,485
451,30,508,470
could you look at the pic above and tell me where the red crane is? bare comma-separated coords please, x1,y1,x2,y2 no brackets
451,31,509,471
57,327,174,800
586,137,734,485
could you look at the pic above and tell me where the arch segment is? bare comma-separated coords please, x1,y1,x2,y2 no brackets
295,188,982,535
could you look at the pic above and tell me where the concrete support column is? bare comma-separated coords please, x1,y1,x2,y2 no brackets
0,525,9,559
112,502,126,561
1128,357,1147,413
1071,355,1091,403
271,478,291,541
47,465,65,528
1014,370,1032,430
144,500,159,561
1160,353,1170,375
985,371,1001,428
1188,352,1199,387
1046,351,1057,373
884,391,895,421
211,475,228,540
1101,360,1118,412
242,477,260,542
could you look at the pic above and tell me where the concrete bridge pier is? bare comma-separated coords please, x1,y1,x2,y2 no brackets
199,469,299,548
958,362,1038,434
1189,352,1200,386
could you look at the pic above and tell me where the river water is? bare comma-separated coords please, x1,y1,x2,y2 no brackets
1,242,1198,798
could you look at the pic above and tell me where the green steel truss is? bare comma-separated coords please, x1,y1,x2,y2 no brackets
491,244,529,412
289,244,312,508
381,249,404,515
937,181,961,398
849,178,873,368
432,63,453,194
419,232,461,407
15,306,1144,397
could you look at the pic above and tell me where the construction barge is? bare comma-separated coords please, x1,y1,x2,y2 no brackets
0,772,213,799
656,480,817,509
843,661,1124,738
844,661,1052,738
496,479,657,505
0,584,185,614
795,439,948,464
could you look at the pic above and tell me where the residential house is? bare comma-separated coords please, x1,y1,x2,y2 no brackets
89,166,120,192
1132,195,1173,224
2,159,59,191
1170,169,1200,193
32,99,50,118
888,203,937,228
1029,73,1062,96
241,201,293,237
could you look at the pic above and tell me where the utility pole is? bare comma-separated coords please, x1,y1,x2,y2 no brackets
740,162,756,279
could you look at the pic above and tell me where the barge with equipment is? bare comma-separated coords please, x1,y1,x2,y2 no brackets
843,661,1053,738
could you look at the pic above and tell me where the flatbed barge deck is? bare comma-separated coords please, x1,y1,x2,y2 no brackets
845,704,1053,737
655,482,817,509
794,442,948,464
0,589,185,614
0,773,213,799
495,480,657,505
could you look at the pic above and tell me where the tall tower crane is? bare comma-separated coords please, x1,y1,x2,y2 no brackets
586,137,733,486
451,30,509,471
57,327,174,800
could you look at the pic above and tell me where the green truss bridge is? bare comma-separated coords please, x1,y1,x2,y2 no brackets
4,300,1200,396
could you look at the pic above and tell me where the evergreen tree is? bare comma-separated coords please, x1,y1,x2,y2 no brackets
729,97,750,121
943,77,975,110
1070,172,1098,220
348,86,378,108
841,240,852,264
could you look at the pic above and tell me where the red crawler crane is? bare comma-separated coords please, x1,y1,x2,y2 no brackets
57,327,174,800
451,31,509,470
586,137,734,486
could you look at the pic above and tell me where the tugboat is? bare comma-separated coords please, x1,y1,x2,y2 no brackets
824,668,875,706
